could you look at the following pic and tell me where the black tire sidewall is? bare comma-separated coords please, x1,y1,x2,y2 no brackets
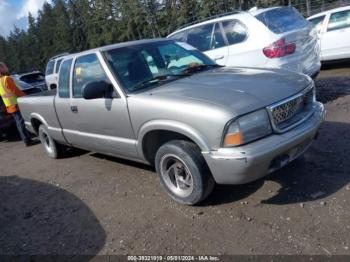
155,140,212,205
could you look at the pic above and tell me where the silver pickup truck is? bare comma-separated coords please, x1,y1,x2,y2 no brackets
18,39,325,205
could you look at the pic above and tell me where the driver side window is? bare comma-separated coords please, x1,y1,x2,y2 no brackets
72,54,109,98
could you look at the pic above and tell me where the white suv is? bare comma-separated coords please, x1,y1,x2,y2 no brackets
168,6,321,78
308,5,350,61
45,53,69,90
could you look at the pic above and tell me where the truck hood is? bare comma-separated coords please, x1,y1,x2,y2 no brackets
143,67,311,115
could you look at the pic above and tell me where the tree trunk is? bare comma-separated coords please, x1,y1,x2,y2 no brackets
306,0,311,16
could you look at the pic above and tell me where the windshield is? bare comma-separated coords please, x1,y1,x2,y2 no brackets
20,73,45,84
255,7,309,34
13,78,31,90
103,40,216,92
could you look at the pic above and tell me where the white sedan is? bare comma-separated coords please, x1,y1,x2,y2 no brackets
308,6,350,61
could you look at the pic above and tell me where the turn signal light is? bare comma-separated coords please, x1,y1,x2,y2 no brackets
224,133,243,146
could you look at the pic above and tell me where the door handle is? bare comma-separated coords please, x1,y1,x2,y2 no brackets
214,55,224,60
70,105,78,113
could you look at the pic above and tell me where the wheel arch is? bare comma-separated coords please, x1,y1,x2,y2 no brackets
137,120,210,165
30,113,48,135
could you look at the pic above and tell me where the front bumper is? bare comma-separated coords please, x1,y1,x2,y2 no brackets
202,102,325,185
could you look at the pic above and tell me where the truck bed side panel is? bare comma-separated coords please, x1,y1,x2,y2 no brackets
18,94,66,143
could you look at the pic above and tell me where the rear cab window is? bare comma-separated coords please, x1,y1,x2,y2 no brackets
58,59,72,98
327,10,350,31
255,7,309,34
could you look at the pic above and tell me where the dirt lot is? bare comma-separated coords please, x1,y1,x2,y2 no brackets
0,63,350,257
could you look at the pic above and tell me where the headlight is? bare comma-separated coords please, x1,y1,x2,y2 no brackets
223,109,272,147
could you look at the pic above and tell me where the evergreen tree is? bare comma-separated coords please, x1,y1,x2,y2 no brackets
0,0,344,73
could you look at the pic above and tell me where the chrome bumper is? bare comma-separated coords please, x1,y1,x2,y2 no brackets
202,102,325,185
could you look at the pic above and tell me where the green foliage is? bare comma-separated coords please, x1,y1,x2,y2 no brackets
0,0,342,72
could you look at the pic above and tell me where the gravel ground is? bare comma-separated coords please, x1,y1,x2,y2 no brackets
0,63,349,256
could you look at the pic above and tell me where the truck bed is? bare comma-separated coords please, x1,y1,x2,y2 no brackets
18,92,62,135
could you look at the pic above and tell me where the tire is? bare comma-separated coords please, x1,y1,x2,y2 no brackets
155,140,215,205
38,125,66,159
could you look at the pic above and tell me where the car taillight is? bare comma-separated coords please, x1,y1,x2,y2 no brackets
263,38,296,58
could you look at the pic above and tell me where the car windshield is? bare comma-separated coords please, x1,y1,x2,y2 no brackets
13,78,31,90
255,7,309,34
103,40,217,92
20,73,45,84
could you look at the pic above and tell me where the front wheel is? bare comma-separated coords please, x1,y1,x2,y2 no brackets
155,140,215,205
38,125,66,159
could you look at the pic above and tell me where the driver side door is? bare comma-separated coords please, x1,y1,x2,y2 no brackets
65,53,138,159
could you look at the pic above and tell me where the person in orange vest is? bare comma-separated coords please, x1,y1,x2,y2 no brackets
0,62,34,146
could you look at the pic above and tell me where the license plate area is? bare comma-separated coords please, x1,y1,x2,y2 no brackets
268,136,314,173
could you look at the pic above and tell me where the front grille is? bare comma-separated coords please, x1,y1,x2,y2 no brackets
267,85,315,132
272,95,304,124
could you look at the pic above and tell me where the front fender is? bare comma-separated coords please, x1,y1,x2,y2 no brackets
136,119,211,160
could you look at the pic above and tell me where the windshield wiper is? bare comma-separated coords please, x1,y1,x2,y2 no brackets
131,73,188,91
181,64,223,74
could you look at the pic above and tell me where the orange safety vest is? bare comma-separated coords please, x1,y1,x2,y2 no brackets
0,76,18,113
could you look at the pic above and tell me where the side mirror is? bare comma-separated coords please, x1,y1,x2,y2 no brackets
82,80,113,100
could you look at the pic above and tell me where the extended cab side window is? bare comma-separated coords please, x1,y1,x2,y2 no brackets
327,10,350,31
222,20,247,45
58,59,72,98
73,54,109,98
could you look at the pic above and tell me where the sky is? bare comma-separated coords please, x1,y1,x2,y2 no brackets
0,0,49,37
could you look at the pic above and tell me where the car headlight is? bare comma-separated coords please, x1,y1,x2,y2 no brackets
223,109,272,147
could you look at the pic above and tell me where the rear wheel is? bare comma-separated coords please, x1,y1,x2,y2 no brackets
38,125,66,159
155,140,215,205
